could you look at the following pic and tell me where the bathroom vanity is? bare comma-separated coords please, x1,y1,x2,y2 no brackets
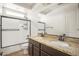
28,35,79,56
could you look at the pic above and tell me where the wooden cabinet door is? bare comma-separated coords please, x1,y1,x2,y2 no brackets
28,43,33,56
33,46,40,56
41,51,49,56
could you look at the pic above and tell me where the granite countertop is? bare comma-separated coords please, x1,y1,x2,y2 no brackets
30,35,79,56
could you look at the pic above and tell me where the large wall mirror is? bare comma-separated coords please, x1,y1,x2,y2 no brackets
44,3,79,38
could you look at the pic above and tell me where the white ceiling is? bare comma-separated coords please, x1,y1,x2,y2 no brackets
15,3,36,9
15,3,65,15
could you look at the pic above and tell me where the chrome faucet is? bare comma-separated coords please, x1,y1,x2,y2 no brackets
58,34,66,41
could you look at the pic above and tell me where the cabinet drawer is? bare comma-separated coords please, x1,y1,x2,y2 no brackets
41,44,70,56
29,39,40,48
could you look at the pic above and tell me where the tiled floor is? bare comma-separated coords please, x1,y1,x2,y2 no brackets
6,50,29,56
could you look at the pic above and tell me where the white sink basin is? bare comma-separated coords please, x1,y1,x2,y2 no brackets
49,41,69,48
